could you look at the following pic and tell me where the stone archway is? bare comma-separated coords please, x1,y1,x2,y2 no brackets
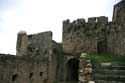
66,58,79,82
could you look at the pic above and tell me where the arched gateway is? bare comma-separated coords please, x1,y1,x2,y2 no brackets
66,58,79,82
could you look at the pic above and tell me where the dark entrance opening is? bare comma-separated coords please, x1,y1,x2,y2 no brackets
12,74,18,81
66,58,79,82
97,41,107,54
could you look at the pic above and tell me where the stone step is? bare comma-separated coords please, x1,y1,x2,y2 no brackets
95,80,125,83
112,63,125,66
112,66,125,70
93,65,125,70
93,63,125,66
93,69,125,75
93,74,125,82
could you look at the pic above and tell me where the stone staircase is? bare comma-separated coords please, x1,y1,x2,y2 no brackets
58,81,77,83
92,63,125,83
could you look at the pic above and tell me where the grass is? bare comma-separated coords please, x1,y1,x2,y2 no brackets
84,53,125,63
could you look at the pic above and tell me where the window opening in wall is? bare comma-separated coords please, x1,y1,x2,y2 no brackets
12,74,18,81
40,72,43,77
29,73,33,79
44,50,47,55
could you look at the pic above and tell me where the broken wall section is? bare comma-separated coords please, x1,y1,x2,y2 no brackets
16,31,53,61
16,31,65,83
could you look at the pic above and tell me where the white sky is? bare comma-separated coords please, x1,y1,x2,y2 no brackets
0,0,121,54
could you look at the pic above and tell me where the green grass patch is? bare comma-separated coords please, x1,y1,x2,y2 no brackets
84,53,125,63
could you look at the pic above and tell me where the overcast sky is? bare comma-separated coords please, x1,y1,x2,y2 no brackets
0,0,121,54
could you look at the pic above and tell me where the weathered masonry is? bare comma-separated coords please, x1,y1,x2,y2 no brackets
0,0,125,83
0,31,65,83
62,0,125,55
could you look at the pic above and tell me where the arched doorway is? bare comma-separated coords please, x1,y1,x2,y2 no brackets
66,58,79,82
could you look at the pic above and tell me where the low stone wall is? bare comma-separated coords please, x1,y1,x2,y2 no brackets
92,62,125,83
79,58,93,83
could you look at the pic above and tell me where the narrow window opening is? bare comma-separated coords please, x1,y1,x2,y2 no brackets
40,72,43,77
12,74,18,81
44,50,47,55
29,73,33,79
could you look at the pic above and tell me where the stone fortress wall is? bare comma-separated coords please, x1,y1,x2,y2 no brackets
0,0,125,83
0,54,48,83
62,16,108,54
62,0,125,55
0,31,65,83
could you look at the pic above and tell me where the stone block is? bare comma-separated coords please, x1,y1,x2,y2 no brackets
77,18,86,24
88,17,97,23
97,16,108,23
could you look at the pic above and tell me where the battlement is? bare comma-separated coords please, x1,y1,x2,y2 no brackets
63,16,108,26
88,16,108,23
63,16,108,36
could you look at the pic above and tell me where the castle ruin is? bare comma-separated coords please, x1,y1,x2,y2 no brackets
0,0,125,83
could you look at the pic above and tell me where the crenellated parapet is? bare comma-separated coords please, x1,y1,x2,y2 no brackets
63,16,108,35
88,16,108,23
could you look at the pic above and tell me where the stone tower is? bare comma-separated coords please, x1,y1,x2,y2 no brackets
113,0,125,24
16,31,28,56
105,0,125,55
